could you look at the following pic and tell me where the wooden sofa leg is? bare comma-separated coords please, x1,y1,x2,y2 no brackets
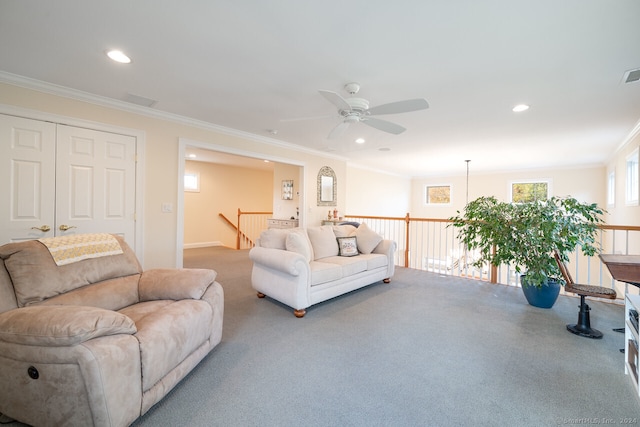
383,278,391,283
257,292,265,298
294,309,306,318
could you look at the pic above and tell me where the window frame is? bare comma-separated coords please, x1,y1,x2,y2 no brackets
625,148,639,206
184,171,200,193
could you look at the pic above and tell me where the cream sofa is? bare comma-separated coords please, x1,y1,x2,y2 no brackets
250,224,396,317
0,234,224,427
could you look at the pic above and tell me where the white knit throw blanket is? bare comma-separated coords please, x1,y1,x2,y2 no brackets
38,233,123,266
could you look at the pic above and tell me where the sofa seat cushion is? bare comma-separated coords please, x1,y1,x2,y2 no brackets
309,261,343,286
119,300,213,391
358,253,389,270
318,256,368,277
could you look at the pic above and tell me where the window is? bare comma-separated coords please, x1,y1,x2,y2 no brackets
607,171,615,207
626,149,639,206
184,172,200,192
425,185,451,205
510,180,549,203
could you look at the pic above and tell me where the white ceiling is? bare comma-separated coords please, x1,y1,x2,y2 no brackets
1,1,639,177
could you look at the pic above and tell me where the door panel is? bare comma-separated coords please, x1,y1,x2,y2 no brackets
56,125,136,246
0,115,56,242
1,116,137,248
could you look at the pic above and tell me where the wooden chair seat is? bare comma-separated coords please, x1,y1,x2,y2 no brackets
565,283,617,299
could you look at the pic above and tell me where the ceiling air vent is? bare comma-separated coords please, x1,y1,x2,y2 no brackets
623,68,640,84
124,93,157,107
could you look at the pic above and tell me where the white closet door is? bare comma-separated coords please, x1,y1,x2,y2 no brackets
55,125,137,246
0,114,56,243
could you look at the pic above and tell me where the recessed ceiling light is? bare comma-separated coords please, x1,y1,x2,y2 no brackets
355,138,365,144
107,50,131,64
512,104,530,112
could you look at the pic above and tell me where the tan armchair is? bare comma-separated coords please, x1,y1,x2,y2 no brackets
0,235,224,427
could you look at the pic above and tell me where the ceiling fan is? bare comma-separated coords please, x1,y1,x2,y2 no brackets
319,82,429,139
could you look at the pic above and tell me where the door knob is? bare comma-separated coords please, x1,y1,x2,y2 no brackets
58,225,77,231
31,225,51,232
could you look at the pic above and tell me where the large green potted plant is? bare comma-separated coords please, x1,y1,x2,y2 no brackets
449,196,605,308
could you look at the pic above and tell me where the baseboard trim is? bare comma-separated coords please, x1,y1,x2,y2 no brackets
183,242,223,249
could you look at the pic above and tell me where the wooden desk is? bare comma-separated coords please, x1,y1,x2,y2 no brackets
599,254,640,286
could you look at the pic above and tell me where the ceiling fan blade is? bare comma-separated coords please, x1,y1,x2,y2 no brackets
362,117,406,135
328,121,350,139
367,98,429,115
319,90,351,111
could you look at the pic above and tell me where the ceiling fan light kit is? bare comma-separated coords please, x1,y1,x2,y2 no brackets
318,82,429,139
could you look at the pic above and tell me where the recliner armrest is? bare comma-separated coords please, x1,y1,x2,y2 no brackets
139,268,217,301
0,305,136,346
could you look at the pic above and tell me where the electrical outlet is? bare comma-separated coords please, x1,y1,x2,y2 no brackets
161,202,173,213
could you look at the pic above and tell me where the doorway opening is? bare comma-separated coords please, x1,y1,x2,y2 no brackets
176,138,305,267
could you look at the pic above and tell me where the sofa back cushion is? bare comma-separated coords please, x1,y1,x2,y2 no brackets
332,224,357,237
353,223,383,254
257,228,290,249
0,236,142,308
285,229,314,262
306,226,339,260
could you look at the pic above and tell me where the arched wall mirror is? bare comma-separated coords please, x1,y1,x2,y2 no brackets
317,166,337,206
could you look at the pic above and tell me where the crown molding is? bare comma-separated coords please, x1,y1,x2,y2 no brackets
0,71,348,163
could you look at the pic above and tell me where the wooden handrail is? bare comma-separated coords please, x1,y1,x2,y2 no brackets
345,213,639,285
236,209,273,250
219,213,254,249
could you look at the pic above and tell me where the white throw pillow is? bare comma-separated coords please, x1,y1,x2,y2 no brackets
306,226,339,260
353,223,383,254
285,229,313,262
332,224,356,237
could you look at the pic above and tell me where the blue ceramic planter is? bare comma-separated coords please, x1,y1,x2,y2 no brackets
520,275,561,308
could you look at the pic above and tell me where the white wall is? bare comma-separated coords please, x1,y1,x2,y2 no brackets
606,129,640,227
345,165,410,217
183,160,273,247
272,163,301,221
0,82,349,268
2,81,638,268
411,165,607,220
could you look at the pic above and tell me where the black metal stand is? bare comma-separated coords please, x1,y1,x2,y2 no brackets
566,295,603,339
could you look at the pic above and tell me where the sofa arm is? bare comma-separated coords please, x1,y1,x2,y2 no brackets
0,305,136,347
373,239,397,257
139,268,217,301
249,246,309,276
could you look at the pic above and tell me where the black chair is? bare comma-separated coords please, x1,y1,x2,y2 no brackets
553,250,617,339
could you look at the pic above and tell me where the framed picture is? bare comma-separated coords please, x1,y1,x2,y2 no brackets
282,180,294,200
